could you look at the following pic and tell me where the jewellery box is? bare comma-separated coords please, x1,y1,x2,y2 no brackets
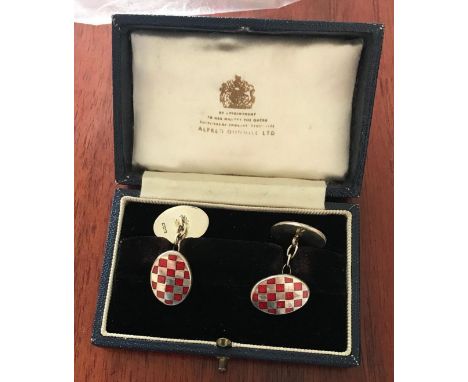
92,14,383,369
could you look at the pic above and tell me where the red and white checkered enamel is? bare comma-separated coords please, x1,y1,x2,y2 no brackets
251,274,310,315
150,250,192,306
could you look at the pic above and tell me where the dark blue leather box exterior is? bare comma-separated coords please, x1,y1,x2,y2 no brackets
92,14,383,368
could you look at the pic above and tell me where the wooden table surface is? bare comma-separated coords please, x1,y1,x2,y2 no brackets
74,1,393,380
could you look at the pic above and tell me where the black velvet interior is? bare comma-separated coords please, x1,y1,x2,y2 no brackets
106,201,349,352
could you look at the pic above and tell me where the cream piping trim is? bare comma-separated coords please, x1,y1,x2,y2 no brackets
101,196,353,356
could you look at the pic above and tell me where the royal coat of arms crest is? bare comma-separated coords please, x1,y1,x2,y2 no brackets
219,75,255,109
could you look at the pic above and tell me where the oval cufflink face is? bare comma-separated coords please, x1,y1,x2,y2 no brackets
150,250,192,306
153,205,209,244
251,275,309,315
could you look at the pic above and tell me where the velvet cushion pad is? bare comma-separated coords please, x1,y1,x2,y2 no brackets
106,201,348,352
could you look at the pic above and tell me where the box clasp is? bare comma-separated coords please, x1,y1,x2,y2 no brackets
216,337,232,372
217,356,229,372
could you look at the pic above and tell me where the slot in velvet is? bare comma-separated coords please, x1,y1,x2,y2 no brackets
105,200,349,352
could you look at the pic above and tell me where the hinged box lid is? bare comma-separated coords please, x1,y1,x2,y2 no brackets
112,15,383,198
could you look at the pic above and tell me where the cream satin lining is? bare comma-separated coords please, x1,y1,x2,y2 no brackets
100,196,353,356
131,32,363,181
141,171,326,209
